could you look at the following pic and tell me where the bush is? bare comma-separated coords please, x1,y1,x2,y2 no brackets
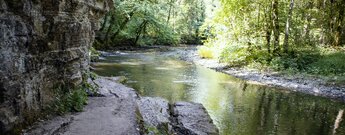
67,87,88,112
218,44,250,66
198,40,345,77
268,50,320,72
307,52,345,75
266,49,345,76
198,46,214,59
53,85,88,114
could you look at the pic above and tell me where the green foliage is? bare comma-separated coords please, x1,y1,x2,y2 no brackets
198,46,213,59
307,51,345,75
90,46,100,56
96,0,206,48
268,50,319,71
53,85,88,114
143,124,170,135
90,46,101,62
89,72,99,80
218,44,250,66
247,48,345,76
83,71,99,95
198,0,345,77
50,72,99,114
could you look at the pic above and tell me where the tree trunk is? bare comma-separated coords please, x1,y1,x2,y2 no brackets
105,15,116,47
283,0,294,53
133,20,148,46
329,0,335,45
100,13,110,32
111,11,135,40
334,1,344,46
166,0,173,24
272,0,280,55
265,5,272,54
319,0,327,46
305,1,314,46
266,30,272,54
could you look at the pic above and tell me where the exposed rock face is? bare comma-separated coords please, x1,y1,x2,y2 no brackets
0,0,112,133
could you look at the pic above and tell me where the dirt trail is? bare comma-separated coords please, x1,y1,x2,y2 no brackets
24,77,140,135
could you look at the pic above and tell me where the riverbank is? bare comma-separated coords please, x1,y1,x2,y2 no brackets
24,77,218,135
170,46,345,102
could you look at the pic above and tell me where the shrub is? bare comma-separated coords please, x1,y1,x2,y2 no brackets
268,50,320,72
218,44,250,66
198,46,214,59
52,85,88,114
307,52,345,75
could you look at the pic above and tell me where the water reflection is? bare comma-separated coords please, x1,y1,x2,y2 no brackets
94,52,345,135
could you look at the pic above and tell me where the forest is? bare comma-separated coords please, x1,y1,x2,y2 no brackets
95,0,345,79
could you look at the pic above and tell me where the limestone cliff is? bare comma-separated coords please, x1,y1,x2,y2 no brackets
0,0,112,133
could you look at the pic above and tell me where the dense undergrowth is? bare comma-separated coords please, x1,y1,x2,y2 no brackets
196,0,345,84
199,45,345,81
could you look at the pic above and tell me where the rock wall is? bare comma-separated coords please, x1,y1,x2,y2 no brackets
0,0,112,133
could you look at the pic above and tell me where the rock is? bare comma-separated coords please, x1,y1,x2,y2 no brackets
103,76,128,84
25,97,140,135
0,0,113,133
23,77,219,135
93,77,138,98
137,97,172,134
23,116,73,135
59,97,140,135
172,102,219,135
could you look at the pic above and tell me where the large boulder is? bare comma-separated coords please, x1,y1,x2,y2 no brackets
172,102,219,135
137,97,172,134
137,98,219,135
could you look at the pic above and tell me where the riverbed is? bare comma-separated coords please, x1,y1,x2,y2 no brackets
93,50,345,135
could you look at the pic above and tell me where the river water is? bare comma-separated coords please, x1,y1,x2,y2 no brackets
93,50,345,135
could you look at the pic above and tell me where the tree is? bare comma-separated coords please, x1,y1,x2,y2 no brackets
95,0,206,49
283,0,294,53
272,0,280,55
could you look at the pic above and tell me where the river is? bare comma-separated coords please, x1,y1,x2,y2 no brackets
93,50,345,135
